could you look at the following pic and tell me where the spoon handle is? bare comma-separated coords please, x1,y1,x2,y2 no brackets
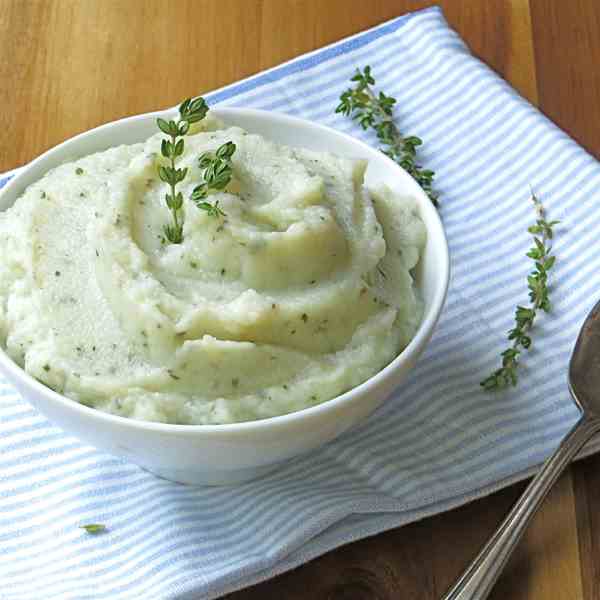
442,416,600,600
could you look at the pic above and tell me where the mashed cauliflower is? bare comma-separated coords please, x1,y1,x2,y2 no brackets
0,117,425,424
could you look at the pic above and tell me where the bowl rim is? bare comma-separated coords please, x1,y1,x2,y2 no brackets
0,106,449,435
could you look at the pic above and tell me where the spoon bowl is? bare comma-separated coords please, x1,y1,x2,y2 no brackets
569,299,600,415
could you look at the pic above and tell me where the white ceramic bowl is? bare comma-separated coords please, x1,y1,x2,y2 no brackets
0,108,449,485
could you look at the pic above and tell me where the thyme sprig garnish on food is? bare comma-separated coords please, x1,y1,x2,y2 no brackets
157,96,208,243
481,192,559,391
191,141,236,218
336,66,438,207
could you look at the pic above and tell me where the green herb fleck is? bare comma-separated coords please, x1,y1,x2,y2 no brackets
75,167,84,175
301,313,308,323
80,523,106,534
337,66,438,206
43,364,50,372
481,192,559,391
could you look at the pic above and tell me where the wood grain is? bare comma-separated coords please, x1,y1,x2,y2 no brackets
531,0,600,157
2,1,600,599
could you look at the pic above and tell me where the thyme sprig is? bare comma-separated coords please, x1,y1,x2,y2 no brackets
481,193,559,390
336,66,438,206
191,141,236,218
157,97,208,243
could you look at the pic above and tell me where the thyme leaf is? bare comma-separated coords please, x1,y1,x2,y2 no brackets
80,523,107,534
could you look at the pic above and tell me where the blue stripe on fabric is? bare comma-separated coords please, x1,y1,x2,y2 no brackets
0,174,14,188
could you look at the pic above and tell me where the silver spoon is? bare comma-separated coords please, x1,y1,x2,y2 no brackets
442,298,600,600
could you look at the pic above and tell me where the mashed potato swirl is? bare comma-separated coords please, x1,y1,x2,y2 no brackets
0,118,425,424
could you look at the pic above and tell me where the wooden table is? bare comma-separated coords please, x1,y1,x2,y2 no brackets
2,1,600,598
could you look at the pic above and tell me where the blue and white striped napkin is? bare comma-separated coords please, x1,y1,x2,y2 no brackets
2,6,600,599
